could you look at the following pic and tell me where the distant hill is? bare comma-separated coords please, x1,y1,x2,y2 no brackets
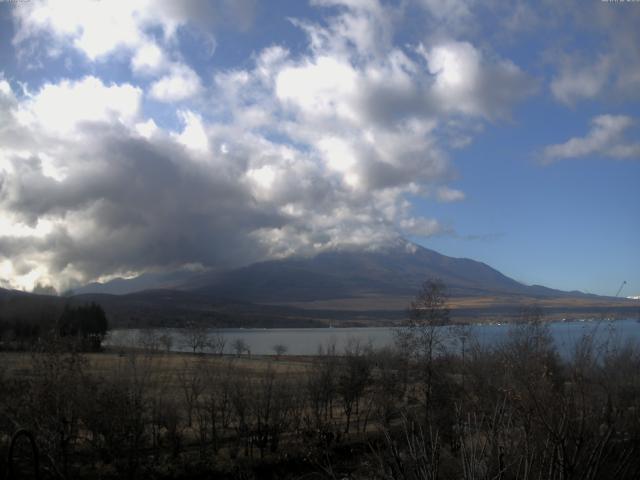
6,240,636,328
0,287,66,326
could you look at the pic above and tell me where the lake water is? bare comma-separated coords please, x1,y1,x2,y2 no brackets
106,318,640,357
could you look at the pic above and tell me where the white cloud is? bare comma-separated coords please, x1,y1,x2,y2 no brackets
427,42,480,113
173,110,209,153
12,0,144,60
316,136,357,176
424,41,536,118
276,56,358,120
436,186,465,202
15,76,142,136
246,165,276,193
0,79,12,97
307,0,395,57
0,214,53,239
135,119,159,139
131,41,169,75
12,0,202,60
11,0,257,77
543,2,640,105
399,217,447,237
542,115,640,164
551,56,611,105
149,64,202,102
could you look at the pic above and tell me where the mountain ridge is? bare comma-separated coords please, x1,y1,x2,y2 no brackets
186,240,603,303
73,240,600,302
1,237,636,328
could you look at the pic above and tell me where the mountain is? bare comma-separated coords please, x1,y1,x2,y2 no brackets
58,240,636,327
188,240,588,303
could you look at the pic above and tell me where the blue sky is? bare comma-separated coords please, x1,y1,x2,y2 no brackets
0,0,638,297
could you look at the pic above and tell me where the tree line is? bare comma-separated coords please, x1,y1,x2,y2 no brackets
0,302,109,352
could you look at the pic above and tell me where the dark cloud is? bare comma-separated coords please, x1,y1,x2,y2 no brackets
0,123,286,284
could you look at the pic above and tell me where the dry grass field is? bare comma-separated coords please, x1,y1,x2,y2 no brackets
271,293,639,326
0,349,315,386
277,294,638,311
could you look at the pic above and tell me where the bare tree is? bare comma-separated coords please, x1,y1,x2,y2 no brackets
209,329,227,355
396,278,450,417
26,337,88,478
370,347,407,428
232,338,249,357
305,342,339,434
272,343,288,359
137,329,160,353
337,339,372,434
177,358,206,427
181,321,209,354
157,329,173,353
201,360,235,453
372,416,441,480
249,366,297,458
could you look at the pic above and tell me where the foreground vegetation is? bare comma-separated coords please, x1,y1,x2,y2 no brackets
1,283,640,479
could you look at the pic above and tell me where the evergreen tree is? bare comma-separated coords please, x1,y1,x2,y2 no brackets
58,303,109,351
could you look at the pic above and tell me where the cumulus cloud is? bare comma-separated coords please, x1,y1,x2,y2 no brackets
131,41,169,75
542,115,640,164
550,56,611,106
424,41,536,119
15,76,142,136
173,110,209,153
413,0,638,106
0,71,404,290
269,10,533,191
0,0,535,290
13,0,147,60
544,1,640,105
11,0,256,74
149,64,203,102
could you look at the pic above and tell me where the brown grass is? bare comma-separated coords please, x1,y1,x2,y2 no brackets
0,350,314,383
269,293,638,312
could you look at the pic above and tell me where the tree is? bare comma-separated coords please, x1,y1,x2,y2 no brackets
396,278,450,417
158,330,173,353
58,303,109,351
177,358,206,427
337,340,372,433
272,343,288,359
181,321,209,354
137,329,160,352
209,329,226,356
233,338,249,357
397,278,450,358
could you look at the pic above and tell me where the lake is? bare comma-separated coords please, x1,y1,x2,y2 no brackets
106,318,640,357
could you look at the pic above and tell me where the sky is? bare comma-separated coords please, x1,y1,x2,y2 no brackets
0,0,638,297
